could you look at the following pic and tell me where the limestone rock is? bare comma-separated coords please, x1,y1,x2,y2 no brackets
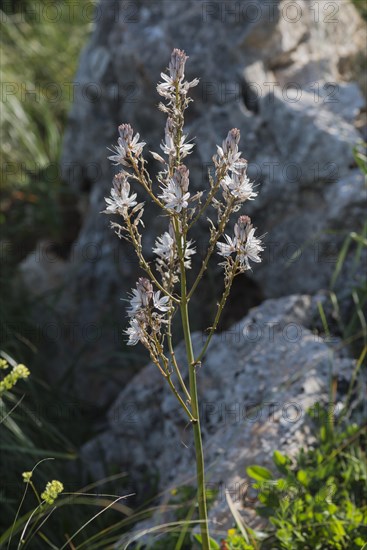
81,294,361,541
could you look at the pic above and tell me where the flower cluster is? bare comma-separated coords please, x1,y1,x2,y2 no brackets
41,480,64,505
103,47,263,373
156,48,199,109
221,158,257,203
158,117,194,162
104,122,147,240
104,173,137,214
0,362,30,395
108,123,145,166
125,278,169,346
214,128,242,171
211,130,257,209
159,164,191,212
217,216,264,272
153,223,195,286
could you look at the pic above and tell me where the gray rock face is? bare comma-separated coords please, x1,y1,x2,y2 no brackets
81,294,361,541
18,0,366,405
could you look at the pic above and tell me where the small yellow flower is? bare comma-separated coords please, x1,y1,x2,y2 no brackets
13,364,30,379
41,480,64,505
227,528,237,537
22,471,33,483
0,363,30,395
0,359,9,370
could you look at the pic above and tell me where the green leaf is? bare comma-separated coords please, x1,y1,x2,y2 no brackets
247,465,273,482
273,451,291,474
193,534,220,549
296,470,309,487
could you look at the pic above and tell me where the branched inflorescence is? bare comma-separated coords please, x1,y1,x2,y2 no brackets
102,48,264,548
104,47,263,354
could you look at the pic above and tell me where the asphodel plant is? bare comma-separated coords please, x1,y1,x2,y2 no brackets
103,49,263,549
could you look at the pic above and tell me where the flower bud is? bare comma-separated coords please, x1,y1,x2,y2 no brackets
223,128,240,154
118,123,134,145
169,48,188,81
136,278,153,306
173,165,190,193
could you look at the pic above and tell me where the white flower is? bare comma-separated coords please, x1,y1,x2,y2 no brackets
125,318,146,346
108,123,145,165
217,234,236,257
239,226,263,269
153,291,170,312
153,231,175,262
159,165,191,212
160,118,176,157
181,78,200,93
215,128,242,170
118,123,145,156
126,277,170,326
127,278,153,317
222,159,257,203
217,216,263,270
157,49,199,100
178,136,195,158
157,72,176,99
153,229,196,272
159,119,194,160
183,239,196,268
104,174,137,213
159,181,190,212
108,142,129,166
160,133,194,159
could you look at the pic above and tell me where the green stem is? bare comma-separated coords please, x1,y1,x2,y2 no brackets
124,215,179,304
188,198,235,300
175,221,210,550
149,334,195,422
167,315,192,403
188,165,227,231
195,267,238,366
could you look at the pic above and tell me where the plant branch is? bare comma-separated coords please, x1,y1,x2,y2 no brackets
188,198,236,300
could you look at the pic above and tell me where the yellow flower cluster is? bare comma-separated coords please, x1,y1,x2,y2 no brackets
0,362,30,395
41,480,64,504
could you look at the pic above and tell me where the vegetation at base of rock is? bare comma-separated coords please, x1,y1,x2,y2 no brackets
244,411,367,549
136,399,366,550
0,0,90,263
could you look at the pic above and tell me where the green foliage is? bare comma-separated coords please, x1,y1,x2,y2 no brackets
193,533,221,548
221,529,257,550
0,359,141,548
235,410,367,550
1,0,93,188
0,0,90,264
